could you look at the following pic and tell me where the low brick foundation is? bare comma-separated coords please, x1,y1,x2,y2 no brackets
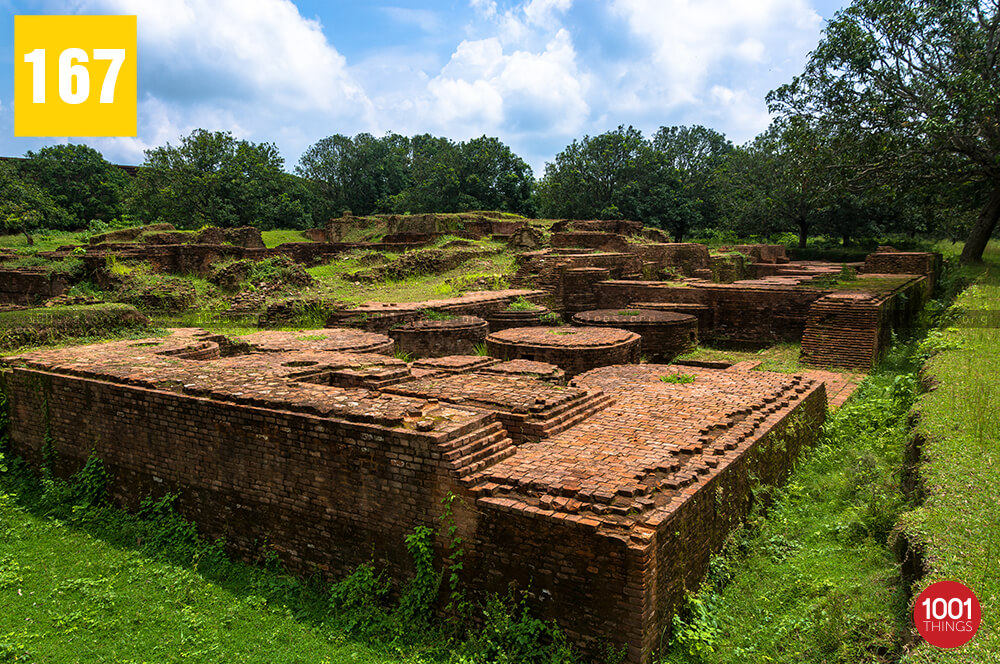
485,326,640,377
486,306,553,331
571,309,698,361
2,328,826,663
388,316,489,358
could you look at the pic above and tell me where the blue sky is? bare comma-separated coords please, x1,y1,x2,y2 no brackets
1,0,849,174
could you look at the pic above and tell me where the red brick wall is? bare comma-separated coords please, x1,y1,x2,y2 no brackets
3,368,481,581
0,269,69,304
596,281,826,343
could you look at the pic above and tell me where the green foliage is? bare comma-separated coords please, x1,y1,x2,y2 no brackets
129,129,311,230
0,160,73,237
0,304,149,351
536,125,701,240
297,133,534,217
419,309,457,321
457,593,577,664
472,343,490,357
769,0,1000,262
670,594,721,658
538,312,562,326
328,563,391,638
21,143,128,226
394,525,440,632
660,373,696,384
506,297,539,311
296,132,410,218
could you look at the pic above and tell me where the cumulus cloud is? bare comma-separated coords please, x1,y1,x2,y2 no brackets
609,0,821,125
57,0,375,163
423,28,589,139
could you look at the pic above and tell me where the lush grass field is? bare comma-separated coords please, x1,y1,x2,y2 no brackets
895,244,1000,663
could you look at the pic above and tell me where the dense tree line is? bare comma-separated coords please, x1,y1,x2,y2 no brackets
4,0,999,263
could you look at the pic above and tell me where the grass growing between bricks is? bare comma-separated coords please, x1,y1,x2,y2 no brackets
894,244,1000,663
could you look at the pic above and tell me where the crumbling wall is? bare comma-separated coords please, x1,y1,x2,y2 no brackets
0,269,70,305
2,367,489,581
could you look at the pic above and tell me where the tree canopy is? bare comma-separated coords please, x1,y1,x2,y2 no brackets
296,133,534,217
768,0,1000,261
20,144,129,226
536,125,701,240
0,160,72,241
130,129,310,230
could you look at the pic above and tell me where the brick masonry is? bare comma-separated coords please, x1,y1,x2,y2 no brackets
0,269,70,305
485,326,642,377
1,328,826,663
571,309,698,361
388,316,489,358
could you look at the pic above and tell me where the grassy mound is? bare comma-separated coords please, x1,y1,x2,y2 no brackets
0,304,149,351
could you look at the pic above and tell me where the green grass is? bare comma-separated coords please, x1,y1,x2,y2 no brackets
304,252,517,305
261,230,314,248
677,342,834,374
0,455,579,664
0,497,391,663
661,341,923,664
895,243,1000,663
0,230,87,253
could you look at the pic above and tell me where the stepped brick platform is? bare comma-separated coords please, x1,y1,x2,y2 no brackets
327,289,547,332
485,326,641,377
486,305,553,331
410,355,499,377
572,309,698,361
383,372,612,443
387,315,489,358
2,328,827,663
480,359,566,384
236,328,395,355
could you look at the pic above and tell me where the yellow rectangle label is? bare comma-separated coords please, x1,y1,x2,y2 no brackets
15,15,137,137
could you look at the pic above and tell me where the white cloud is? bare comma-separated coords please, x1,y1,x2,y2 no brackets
469,0,497,19
523,0,573,28
380,7,443,34
422,28,589,139
59,0,375,163
609,0,821,121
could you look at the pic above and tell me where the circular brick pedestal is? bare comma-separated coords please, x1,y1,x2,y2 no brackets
571,309,698,361
389,316,489,358
485,326,640,377
486,306,553,332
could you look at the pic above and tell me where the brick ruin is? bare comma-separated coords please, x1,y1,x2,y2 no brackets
2,327,826,662
0,218,945,660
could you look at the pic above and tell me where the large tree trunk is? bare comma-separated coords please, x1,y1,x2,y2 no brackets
797,218,809,249
960,183,1000,263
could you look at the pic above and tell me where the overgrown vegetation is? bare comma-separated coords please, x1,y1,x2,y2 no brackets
658,248,994,663
0,447,580,664
0,304,150,351
894,244,1000,662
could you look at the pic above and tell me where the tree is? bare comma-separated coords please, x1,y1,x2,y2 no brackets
129,129,310,229
295,132,409,218
0,160,72,242
768,0,1000,262
537,125,649,220
20,144,128,226
456,136,534,215
537,125,700,237
652,125,734,229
